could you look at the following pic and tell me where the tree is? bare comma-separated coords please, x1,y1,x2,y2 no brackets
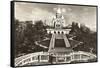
80,24,91,34
33,20,47,41
70,22,97,54
15,20,47,57
15,19,27,57
70,22,80,35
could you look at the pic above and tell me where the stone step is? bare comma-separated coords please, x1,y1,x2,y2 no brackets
55,34,63,39
63,35,70,47
48,34,71,52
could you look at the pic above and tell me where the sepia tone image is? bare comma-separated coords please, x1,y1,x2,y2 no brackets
13,1,97,67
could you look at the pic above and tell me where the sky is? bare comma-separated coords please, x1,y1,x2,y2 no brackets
15,2,97,31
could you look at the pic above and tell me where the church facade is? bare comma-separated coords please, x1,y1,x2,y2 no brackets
47,8,71,35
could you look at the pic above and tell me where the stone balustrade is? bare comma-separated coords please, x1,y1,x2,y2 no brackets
15,51,96,66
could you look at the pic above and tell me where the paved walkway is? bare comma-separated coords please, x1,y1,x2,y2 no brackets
35,41,48,49
48,34,55,52
48,34,71,52
63,35,70,47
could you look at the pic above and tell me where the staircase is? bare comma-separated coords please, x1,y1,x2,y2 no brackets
55,34,63,39
48,34,71,52
63,35,70,47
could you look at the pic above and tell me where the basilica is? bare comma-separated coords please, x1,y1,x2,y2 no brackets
47,8,71,35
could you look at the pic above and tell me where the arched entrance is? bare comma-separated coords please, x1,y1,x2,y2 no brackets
58,31,60,34
62,31,64,34
54,31,56,34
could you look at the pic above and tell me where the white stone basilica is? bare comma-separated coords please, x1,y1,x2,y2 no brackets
47,8,71,34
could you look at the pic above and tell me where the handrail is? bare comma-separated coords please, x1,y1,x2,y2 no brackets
15,52,49,66
15,51,96,66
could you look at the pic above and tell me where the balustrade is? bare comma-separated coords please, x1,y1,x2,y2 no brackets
15,51,96,66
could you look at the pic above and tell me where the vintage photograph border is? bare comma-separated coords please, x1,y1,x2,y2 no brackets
11,1,98,67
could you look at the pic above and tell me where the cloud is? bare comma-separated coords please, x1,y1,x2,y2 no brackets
15,2,97,31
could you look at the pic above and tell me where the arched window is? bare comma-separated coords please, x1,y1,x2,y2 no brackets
62,31,64,34
58,31,60,34
54,31,56,34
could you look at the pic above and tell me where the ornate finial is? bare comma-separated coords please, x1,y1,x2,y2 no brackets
57,8,62,14
53,8,66,14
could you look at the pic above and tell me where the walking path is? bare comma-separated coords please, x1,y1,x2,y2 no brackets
35,41,48,49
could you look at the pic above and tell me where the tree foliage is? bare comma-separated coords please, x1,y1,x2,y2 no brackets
15,20,47,57
70,22,97,54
